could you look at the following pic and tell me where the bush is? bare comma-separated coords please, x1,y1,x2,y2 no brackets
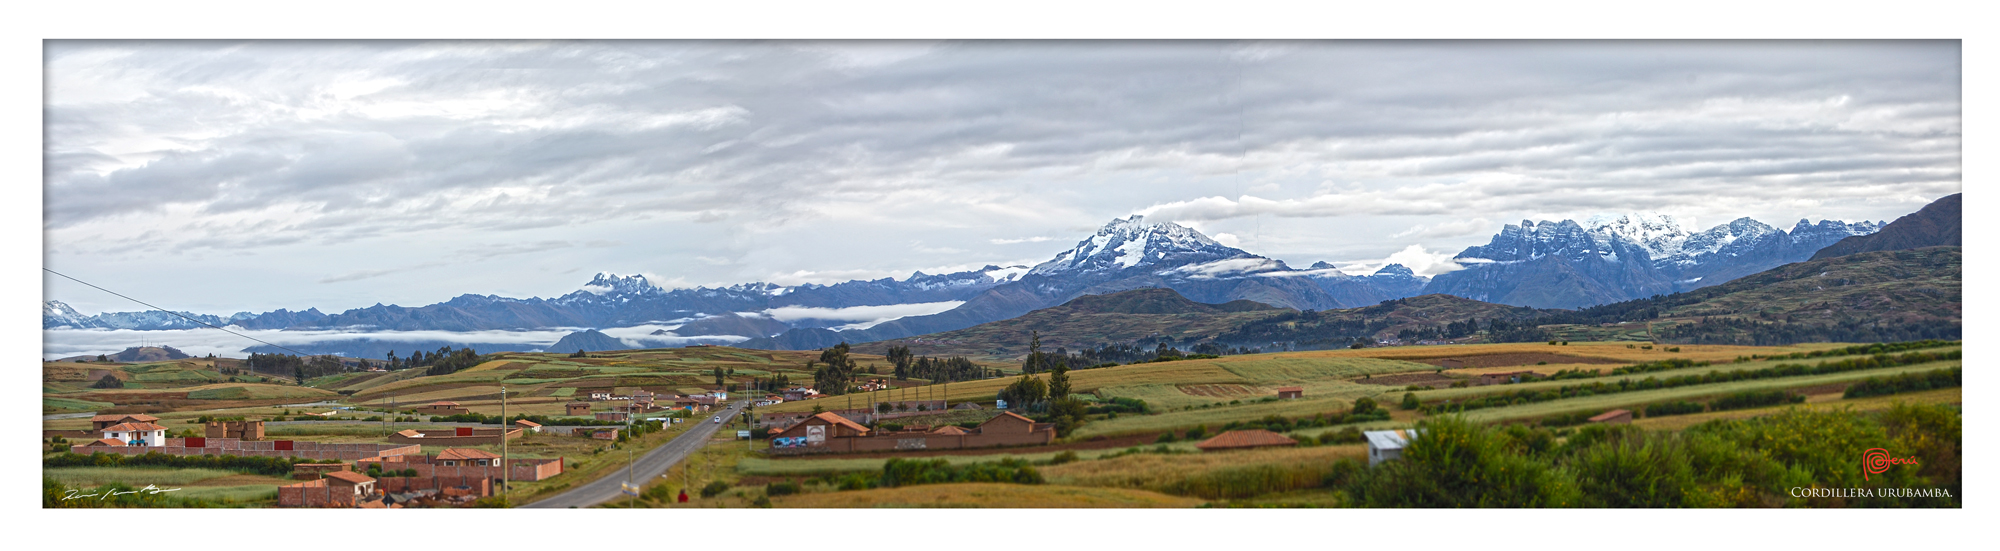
1400,393,1420,410
878,457,1043,488
1319,426,1365,445
1644,401,1706,417
700,481,730,498
1348,416,1579,507
1045,451,1081,465
1843,367,1961,399
1351,397,1378,415
1155,431,1177,443
1709,390,1801,411
752,494,773,508
765,481,801,497
91,375,123,389
1184,425,1207,440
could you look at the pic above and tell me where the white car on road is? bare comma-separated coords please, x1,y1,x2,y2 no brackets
712,416,721,423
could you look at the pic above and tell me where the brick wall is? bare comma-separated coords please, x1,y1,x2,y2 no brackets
83,439,420,461
767,427,1054,456
358,455,565,482
278,479,361,508
385,428,522,446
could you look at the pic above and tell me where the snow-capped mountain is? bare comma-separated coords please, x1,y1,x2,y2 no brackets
1428,213,1884,308
1028,215,1248,277
43,299,230,330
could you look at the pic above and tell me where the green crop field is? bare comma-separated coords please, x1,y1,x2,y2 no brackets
185,383,340,400
44,396,114,413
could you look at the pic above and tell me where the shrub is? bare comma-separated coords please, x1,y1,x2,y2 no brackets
1184,425,1207,440
91,375,123,389
751,494,772,508
1709,390,1801,411
1843,367,1961,399
1644,401,1706,417
700,481,730,498
1400,393,1420,410
1351,397,1378,415
1045,451,1080,465
765,481,800,497
1348,415,1580,507
1319,426,1365,445
1155,431,1177,443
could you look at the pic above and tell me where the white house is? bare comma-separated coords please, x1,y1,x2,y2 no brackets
101,422,169,447
1364,429,1422,467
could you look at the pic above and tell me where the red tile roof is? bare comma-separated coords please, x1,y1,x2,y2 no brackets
437,448,502,460
427,401,461,406
514,420,542,427
322,470,375,484
986,411,1035,425
395,429,423,437
805,412,869,434
1587,409,1632,422
1195,429,1299,451
100,422,168,432
1275,386,1304,393
80,438,126,447
930,425,971,435
90,414,160,423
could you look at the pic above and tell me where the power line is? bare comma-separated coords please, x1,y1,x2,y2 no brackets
44,267,321,358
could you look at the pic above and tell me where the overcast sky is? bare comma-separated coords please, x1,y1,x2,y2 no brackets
43,40,1960,316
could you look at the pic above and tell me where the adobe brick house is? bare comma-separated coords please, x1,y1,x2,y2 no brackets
100,422,169,447
582,427,619,440
292,461,354,480
205,420,265,440
595,411,631,422
412,401,471,416
1195,429,1298,452
1588,409,1633,424
277,470,376,508
767,411,1055,455
1276,386,1304,400
436,448,501,467
90,414,160,432
565,402,592,416
357,448,566,493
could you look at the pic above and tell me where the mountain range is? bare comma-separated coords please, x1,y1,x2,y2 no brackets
48,194,1960,357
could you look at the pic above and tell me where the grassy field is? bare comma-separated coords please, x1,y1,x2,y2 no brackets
1631,387,1963,431
772,482,1201,508
1041,443,1368,499
44,396,114,413
184,383,340,400
1441,360,1961,425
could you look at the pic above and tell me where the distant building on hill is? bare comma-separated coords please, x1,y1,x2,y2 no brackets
1276,386,1304,400
1588,409,1633,424
1365,429,1422,467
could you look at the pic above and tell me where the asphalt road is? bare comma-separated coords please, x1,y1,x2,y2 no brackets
523,402,745,508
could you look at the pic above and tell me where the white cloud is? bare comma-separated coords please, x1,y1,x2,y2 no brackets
1390,218,1492,240
1211,232,1242,247
990,236,1056,244
1336,244,1466,278
760,301,964,323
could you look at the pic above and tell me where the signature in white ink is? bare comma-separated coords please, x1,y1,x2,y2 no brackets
62,484,183,501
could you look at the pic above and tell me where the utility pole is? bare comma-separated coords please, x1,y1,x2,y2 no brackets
501,385,508,503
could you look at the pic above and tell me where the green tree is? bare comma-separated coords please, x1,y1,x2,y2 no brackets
1048,396,1088,437
1352,397,1378,415
1401,392,1420,410
813,343,857,395
1022,331,1047,374
1048,358,1072,399
712,366,726,387
91,374,122,389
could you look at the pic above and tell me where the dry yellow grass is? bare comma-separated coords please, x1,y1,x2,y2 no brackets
1040,443,1368,500
771,482,1201,508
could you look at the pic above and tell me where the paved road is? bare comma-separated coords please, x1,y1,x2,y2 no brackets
523,402,745,508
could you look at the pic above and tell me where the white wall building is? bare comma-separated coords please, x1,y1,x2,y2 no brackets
1364,429,1422,467
101,422,169,447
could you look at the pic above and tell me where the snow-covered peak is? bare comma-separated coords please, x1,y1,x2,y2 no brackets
44,300,84,318
582,273,663,295
1373,264,1417,278
1585,213,1695,261
1029,215,1242,276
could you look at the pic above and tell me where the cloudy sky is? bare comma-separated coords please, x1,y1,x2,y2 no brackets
44,40,1960,316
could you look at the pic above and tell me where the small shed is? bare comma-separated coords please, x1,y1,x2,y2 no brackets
1587,409,1633,424
595,411,630,422
565,402,591,416
1364,429,1423,467
1276,386,1304,400
1194,429,1299,452
514,419,543,433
